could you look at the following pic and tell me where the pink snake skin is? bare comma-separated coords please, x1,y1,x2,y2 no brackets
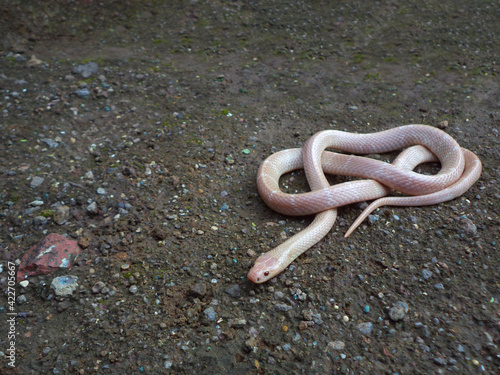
248,124,482,283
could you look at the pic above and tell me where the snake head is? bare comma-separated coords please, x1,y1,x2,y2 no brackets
247,253,281,283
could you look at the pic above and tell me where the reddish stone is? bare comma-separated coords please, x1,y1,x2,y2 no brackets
17,233,82,282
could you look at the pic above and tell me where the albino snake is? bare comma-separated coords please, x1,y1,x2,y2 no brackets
248,124,482,283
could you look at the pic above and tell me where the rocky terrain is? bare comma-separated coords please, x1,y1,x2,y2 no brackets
0,1,499,374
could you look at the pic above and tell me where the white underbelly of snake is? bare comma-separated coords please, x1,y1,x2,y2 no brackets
247,124,482,283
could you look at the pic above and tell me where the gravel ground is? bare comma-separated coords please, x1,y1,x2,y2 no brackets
0,1,499,374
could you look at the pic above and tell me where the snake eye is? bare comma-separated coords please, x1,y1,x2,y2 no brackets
264,271,269,276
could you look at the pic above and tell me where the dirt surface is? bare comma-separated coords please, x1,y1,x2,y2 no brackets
0,0,499,374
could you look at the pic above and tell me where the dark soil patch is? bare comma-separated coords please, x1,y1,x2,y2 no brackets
0,1,499,374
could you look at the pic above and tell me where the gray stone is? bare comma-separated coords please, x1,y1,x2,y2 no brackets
459,217,477,236
203,306,217,321
50,276,79,296
274,291,285,299
30,176,45,188
16,294,27,305
433,357,447,366
57,300,70,313
86,202,98,214
73,62,98,78
245,337,258,350
422,269,433,279
275,303,292,312
190,282,207,297
92,281,106,294
33,216,49,227
311,313,323,325
434,283,444,290
327,341,346,350
40,138,58,148
54,205,70,225
224,284,241,298
357,322,374,335
229,318,247,328
75,89,90,97
389,301,409,321
129,285,138,295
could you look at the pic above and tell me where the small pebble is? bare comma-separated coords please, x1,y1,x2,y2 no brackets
229,318,247,328
203,306,217,321
92,281,106,294
53,205,70,225
73,62,98,78
86,202,98,214
276,304,293,312
274,291,284,299
75,89,90,97
356,322,373,335
16,295,27,305
389,301,409,321
129,285,138,294
438,120,448,129
30,176,44,188
433,357,447,366
14,54,27,62
190,283,207,297
434,283,444,290
422,269,433,279
459,217,477,236
50,276,79,296
224,284,241,298
33,216,49,227
327,341,345,350
41,138,58,148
